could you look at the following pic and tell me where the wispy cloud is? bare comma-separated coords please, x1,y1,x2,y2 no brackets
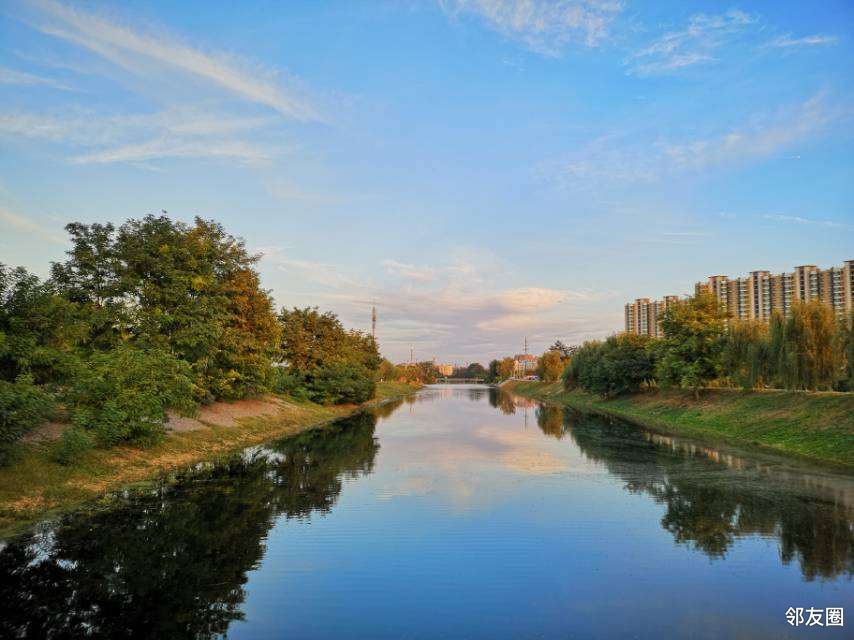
439,0,624,55
382,259,437,283
0,65,73,91
0,208,66,244
546,92,839,190
0,107,278,166
761,214,849,229
627,9,756,76
765,34,838,49
24,0,319,121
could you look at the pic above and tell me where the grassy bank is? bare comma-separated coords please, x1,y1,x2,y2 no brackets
506,381,854,469
0,382,418,538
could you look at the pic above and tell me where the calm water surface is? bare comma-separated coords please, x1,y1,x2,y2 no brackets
2,386,852,638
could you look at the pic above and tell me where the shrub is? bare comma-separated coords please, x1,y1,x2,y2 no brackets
52,427,95,465
66,345,197,446
0,374,53,465
268,367,310,401
305,362,376,404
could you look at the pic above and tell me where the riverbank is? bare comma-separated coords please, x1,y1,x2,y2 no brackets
0,382,419,537
505,381,854,469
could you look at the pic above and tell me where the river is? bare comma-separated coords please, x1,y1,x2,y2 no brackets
1,385,851,638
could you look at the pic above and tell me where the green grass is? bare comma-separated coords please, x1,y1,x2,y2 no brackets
0,381,418,538
507,381,854,470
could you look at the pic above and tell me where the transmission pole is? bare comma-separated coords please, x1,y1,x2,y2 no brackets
371,305,376,340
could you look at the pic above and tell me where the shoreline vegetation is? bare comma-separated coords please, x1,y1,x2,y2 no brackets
0,381,419,538
505,381,854,470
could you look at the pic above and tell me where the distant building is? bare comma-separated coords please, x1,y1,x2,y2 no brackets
625,260,853,335
624,295,680,338
694,260,852,321
434,363,454,377
513,354,537,376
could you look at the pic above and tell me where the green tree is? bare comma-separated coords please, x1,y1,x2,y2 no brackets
497,357,515,380
52,215,280,400
768,301,840,391
537,349,566,383
656,291,727,398
720,320,770,390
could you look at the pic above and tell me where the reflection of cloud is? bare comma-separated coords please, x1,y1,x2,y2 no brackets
376,475,435,500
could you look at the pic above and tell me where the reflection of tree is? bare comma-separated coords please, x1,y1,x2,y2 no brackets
372,397,404,419
565,411,854,580
535,405,568,439
0,412,379,639
488,388,516,415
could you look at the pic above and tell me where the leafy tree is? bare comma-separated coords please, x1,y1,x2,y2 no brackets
0,375,53,465
52,215,280,400
65,345,197,446
768,301,841,391
453,362,487,379
564,334,654,397
277,307,379,375
839,311,854,391
537,349,566,383
656,291,727,398
720,320,770,390
0,264,85,385
303,362,376,404
550,340,578,359
486,359,501,383
497,357,515,380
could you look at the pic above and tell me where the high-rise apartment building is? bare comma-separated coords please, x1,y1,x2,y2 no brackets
695,260,853,321
626,260,852,335
624,295,679,338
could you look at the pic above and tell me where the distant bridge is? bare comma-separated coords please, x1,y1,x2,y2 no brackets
435,378,487,384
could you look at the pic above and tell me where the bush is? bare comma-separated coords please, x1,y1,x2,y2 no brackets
66,345,197,446
0,374,53,465
563,334,654,398
52,427,95,465
268,367,311,401
305,362,376,404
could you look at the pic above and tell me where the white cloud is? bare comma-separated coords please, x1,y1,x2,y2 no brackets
761,214,849,229
25,0,319,121
547,93,839,189
0,65,73,90
627,9,756,75
439,0,624,55
0,208,66,244
381,259,437,282
69,138,275,166
765,34,838,49
0,107,276,165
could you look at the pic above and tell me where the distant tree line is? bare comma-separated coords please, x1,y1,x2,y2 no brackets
0,214,385,465
563,291,854,398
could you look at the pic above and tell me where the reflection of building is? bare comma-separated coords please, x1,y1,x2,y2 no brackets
434,363,454,377
513,354,537,376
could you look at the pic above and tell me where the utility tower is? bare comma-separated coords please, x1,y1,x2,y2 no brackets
371,306,376,340
524,336,528,356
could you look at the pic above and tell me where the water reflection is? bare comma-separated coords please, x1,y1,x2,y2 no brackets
525,392,854,581
1,389,852,639
0,413,379,639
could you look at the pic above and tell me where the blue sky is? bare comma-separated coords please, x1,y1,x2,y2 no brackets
1,0,852,364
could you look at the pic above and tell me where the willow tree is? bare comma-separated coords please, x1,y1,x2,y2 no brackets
768,301,840,391
720,320,770,390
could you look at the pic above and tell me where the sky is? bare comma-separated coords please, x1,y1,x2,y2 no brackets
1,0,853,365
